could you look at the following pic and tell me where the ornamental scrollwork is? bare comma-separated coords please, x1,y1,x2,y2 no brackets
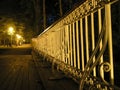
98,62,111,85
61,0,110,25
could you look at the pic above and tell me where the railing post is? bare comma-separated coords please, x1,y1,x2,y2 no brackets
105,3,114,85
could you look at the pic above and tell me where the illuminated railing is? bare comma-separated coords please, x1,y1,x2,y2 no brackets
32,0,119,90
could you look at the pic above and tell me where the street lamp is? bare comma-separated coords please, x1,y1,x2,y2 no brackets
8,27,14,35
8,26,15,46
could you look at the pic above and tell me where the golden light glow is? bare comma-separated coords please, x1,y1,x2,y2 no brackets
16,34,22,39
8,26,15,35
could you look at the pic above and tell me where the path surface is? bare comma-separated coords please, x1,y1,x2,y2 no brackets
0,45,79,90
0,55,44,90
0,45,45,90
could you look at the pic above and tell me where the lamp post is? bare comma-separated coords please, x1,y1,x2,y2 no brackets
8,27,15,46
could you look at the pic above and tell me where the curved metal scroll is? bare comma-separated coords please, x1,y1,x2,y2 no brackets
79,12,108,89
99,62,111,85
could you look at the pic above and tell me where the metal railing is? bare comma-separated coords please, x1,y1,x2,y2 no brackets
32,0,119,89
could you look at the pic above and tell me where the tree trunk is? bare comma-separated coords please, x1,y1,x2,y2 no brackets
43,0,46,30
32,0,40,34
59,0,63,17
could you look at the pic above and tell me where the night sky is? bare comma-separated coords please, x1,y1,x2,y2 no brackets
0,0,16,14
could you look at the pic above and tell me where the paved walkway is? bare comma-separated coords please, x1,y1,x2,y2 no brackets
0,46,79,90
0,55,44,90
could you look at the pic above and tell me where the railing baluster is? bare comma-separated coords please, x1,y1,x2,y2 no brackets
69,24,73,66
65,25,70,64
98,8,104,78
62,27,65,62
58,30,61,60
66,25,71,65
68,25,71,65
51,33,54,56
76,21,80,69
91,12,96,76
60,28,63,62
80,18,85,71
73,22,77,67
55,31,58,59
85,16,89,62
64,27,66,63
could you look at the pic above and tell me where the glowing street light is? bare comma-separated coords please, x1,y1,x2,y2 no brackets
8,26,15,46
8,27,15,35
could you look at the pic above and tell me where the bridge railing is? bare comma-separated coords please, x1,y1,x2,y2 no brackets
32,0,119,89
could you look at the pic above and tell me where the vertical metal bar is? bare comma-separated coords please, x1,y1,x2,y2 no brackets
50,34,52,56
52,33,54,56
64,27,66,63
91,13,96,76
105,4,114,85
73,22,77,67
98,9,104,78
59,29,62,61
64,26,67,63
60,28,64,62
69,24,73,66
58,30,61,60
55,31,58,59
76,21,80,69
49,36,50,55
51,34,53,56
85,16,89,62
67,25,71,65
66,25,70,64
62,28,65,62
51,34,54,56
80,18,84,71
54,33,56,56
54,32,57,58
68,25,71,65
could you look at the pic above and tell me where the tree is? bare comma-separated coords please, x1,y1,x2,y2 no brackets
32,0,42,33
43,0,46,29
59,0,63,17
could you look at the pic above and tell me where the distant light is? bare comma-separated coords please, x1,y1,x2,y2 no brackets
8,26,15,35
16,34,22,39
9,27,13,31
